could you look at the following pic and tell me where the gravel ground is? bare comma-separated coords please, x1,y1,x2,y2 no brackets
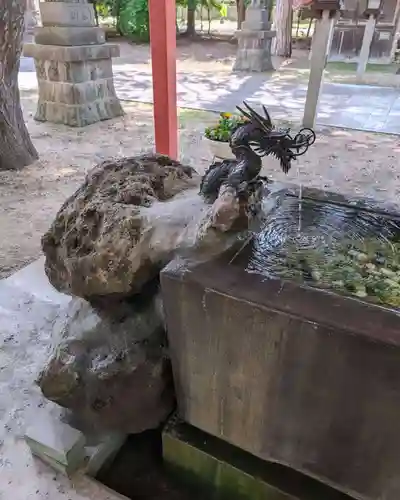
0,88,399,500
0,95,400,279
2,38,399,500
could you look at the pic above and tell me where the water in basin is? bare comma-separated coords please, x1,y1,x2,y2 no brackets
231,194,400,309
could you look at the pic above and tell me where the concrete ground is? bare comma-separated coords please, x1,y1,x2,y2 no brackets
19,39,400,135
0,259,128,500
4,37,399,499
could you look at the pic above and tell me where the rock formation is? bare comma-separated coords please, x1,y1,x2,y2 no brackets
39,153,262,432
42,154,258,301
37,288,173,433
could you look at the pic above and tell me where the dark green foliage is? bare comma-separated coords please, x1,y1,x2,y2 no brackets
96,0,224,40
95,0,149,40
205,112,249,142
119,0,150,41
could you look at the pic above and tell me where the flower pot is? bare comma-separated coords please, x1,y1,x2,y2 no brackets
204,138,271,168
204,138,234,159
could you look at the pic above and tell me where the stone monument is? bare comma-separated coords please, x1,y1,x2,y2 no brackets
233,0,276,72
25,0,40,35
23,0,123,127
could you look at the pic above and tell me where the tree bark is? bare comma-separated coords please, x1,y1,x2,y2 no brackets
236,0,246,29
186,0,197,36
274,0,293,58
0,0,38,171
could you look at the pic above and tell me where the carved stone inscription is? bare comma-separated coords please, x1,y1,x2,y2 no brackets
40,2,96,27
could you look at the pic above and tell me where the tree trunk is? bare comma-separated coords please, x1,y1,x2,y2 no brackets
236,0,245,29
112,0,123,35
274,0,293,58
186,0,197,36
0,0,38,171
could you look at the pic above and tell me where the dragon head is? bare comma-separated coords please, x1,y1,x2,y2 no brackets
229,102,274,150
232,102,316,174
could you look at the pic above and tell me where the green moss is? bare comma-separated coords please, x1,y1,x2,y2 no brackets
163,421,351,500
278,239,400,308
163,433,295,500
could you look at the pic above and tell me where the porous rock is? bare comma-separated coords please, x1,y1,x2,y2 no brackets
42,154,198,299
42,154,258,300
37,288,174,433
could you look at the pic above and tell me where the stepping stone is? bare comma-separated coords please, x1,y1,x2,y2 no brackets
25,415,86,475
35,451,78,477
85,433,127,477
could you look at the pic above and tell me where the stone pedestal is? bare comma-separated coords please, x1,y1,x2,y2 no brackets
233,0,275,72
23,0,123,127
25,0,40,36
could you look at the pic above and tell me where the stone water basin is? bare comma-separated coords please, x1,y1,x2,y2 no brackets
160,186,400,500
237,187,400,309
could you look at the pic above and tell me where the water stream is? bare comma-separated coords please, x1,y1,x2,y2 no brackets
231,194,400,309
297,167,302,235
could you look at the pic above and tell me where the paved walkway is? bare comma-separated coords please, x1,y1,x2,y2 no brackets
19,56,400,135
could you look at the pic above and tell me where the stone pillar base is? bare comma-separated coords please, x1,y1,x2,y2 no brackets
23,43,124,127
233,4,276,73
233,30,276,72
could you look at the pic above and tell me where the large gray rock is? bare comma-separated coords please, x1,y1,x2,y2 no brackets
42,154,259,301
37,291,174,433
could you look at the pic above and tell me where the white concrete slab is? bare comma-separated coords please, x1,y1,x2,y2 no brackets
4,256,71,306
0,259,125,500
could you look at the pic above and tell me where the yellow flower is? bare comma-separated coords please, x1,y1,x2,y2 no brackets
221,112,232,118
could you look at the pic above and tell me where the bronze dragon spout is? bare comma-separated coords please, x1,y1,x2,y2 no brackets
200,102,316,202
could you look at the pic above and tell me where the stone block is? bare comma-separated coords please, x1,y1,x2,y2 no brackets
234,30,275,72
35,98,124,127
38,78,116,105
85,434,127,477
34,58,114,84
40,2,96,27
163,419,346,500
67,59,114,83
24,43,120,62
236,29,277,39
25,415,86,470
23,24,122,127
161,226,400,500
34,26,105,46
241,6,271,30
234,47,275,72
33,452,77,477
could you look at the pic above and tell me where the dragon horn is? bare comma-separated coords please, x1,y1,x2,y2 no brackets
242,101,271,132
236,105,253,122
262,105,273,129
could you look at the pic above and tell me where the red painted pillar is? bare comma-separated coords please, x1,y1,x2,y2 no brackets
148,0,178,160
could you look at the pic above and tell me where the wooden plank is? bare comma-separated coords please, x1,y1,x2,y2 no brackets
356,14,377,80
303,10,336,128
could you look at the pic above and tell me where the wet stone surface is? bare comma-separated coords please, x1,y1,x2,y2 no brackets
231,192,400,308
